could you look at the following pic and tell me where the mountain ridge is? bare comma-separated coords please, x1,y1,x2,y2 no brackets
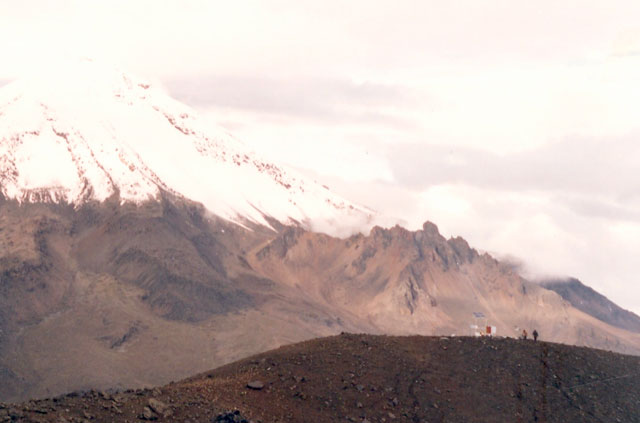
541,277,640,334
1,197,639,402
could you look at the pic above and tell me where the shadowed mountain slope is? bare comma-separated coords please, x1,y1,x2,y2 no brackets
541,277,640,334
0,197,374,403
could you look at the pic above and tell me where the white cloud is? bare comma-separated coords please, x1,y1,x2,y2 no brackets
198,106,395,184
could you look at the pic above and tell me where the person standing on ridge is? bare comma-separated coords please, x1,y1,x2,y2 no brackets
522,329,528,340
533,329,538,342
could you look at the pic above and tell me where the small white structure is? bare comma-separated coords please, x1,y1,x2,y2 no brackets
470,312,497,337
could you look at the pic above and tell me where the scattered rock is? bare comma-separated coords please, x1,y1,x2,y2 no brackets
8,408,23,419
213,410,249,423
247,380,265,390
139,406,157,420
148,398,172,417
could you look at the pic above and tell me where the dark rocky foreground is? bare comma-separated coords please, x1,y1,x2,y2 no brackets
2,334,639,423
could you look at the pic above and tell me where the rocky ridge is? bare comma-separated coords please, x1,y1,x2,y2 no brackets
2,334,640,423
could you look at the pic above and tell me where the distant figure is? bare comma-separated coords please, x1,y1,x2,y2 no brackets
522,329,528,340
533,329,539,342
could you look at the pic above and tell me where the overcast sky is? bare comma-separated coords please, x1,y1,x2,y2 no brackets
2,0,640,314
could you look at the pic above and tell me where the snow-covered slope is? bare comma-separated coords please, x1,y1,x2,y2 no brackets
0,59,375,235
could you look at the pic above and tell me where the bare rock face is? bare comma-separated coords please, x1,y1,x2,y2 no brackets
248,221,640,354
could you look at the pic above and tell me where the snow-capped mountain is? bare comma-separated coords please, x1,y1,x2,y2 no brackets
3,61,640,405
0,59,375,234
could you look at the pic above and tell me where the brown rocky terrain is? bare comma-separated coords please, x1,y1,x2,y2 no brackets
0,196,371,403
1,196,640,403
2,334,640,423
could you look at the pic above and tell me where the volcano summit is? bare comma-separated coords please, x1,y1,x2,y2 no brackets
0,59,374,234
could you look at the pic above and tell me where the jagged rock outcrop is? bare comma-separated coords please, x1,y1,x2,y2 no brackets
249,220,640,354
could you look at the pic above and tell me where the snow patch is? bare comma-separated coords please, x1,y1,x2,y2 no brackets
0,59,377,236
